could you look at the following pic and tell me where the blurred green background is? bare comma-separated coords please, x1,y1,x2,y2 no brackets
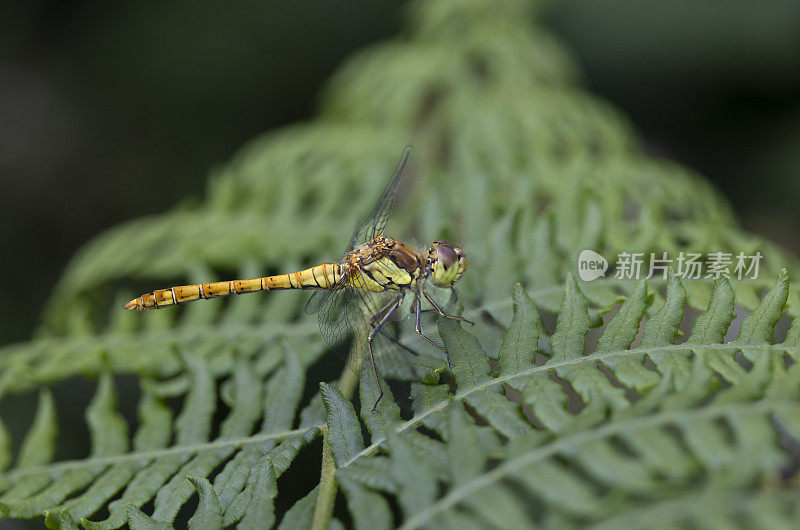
1,0,799,346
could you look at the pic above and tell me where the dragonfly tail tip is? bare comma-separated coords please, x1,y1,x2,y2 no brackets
123,299,141,311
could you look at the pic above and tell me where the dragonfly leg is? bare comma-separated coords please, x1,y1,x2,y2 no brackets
370,294,405,327
414,296,451,368
368,296,403,411
377,328,421,380
378,328,421,355
422,290,475,326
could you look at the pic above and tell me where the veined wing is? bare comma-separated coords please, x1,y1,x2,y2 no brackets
305,264,445,381
306,268,393,373
306,264,444,381
306,146,412,327
347,146,413,250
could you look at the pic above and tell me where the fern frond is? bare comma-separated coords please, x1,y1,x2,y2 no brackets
2,275,799,527
330,272,800,529
2,0,799,527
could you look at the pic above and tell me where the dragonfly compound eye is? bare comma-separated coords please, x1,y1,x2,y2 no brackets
436,243,458,269
431,241,465,287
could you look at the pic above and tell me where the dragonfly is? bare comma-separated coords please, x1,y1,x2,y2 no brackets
124,147,468,409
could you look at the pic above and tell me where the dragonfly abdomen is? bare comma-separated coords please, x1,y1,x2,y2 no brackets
123,263,341,311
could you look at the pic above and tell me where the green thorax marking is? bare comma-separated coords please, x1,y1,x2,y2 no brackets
346,237,423,293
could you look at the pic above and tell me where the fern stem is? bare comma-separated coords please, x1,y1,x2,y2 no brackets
0,427,316,482
309,345,362,528
310,424,338,530
336,343,363,402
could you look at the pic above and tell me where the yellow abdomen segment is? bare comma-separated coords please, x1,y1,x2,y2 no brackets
123,263,341,311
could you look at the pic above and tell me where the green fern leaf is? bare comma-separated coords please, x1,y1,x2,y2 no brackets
597,280,652,387
186,476,222,530
125,504,172,530
229,456,277,529
16,389,57,469
321,383,363,466
3,0,800,527
498,284,539,376
552,274,627,410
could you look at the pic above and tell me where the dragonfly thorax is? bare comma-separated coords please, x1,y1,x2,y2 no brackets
427,240,467,288
342,236,424,293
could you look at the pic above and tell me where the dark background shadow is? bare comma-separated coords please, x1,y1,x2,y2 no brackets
1,0,798,345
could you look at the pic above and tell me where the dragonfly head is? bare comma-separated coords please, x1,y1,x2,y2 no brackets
428,241,467,288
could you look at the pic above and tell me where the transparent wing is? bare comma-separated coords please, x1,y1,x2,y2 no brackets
313,286,363,373
307,271,388,374
348,146,413,250
304,146,438,384
306,147,413,320
304,288,331,316
308,284,444,386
